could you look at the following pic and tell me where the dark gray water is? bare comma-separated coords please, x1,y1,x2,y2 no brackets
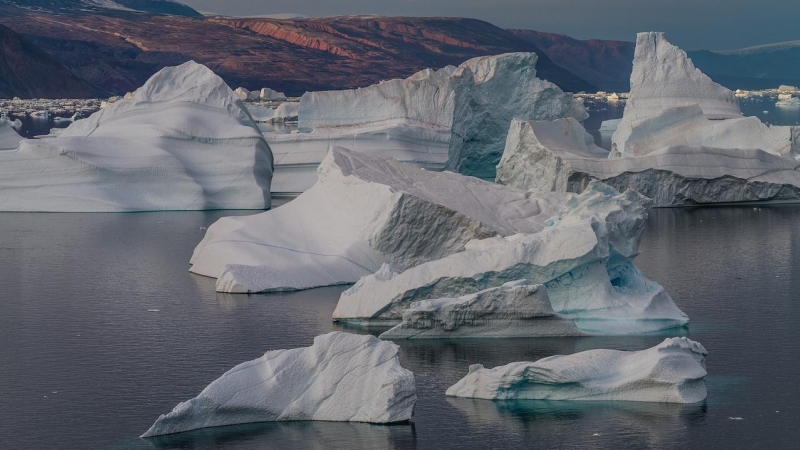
0,206,799,450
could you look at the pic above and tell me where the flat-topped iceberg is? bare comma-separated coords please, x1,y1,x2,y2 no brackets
446,337,708,403
0,61,273,212
497,118,800,207
268,52,585,195
142,332,416,437
379,281,585,339
192,146,570,292
334,181,689,333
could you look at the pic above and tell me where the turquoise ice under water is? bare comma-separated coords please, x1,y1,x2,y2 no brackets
0,205,798,449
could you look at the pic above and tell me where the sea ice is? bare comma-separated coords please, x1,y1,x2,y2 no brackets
334,181,688,333
191,146,569,292
142,332,416,437
446,337,707,403
0,61,273,211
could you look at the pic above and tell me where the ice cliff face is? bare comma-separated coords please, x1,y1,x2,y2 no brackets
191,146,571,293
269,52,585,195
612,32,742,157
445,337,708,403
333,181,688,334
0,61,273,212
446,52,586,179
142,332,416,437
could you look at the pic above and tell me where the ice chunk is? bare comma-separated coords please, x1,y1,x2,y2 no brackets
0,117,23,151
271,102,299,122
191,147,568,292
333,181,688,333
379,281,585,339
445,337,707,403
497,118,800,206
776,97,800,107
259,88,287,101
233,87,259,101
599,118,622,133
612,32,742,157
142,332,416,437
0,61,273,212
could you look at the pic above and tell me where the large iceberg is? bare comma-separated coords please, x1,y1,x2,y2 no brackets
445,337,708,403
268,53,585,195
333,181,689,334
0,62,273,212
496,118,800,207
0,117,22,151
191,146,570,292
142,332,416,437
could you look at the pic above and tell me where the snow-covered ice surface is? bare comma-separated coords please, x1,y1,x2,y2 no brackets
267,53,585,195
379,281,585,339
334,181,688,333
445,337,707,403
0,61,273,212
497,118,800,207
611,32,743,157
191,146,569,293
0,118,23,151
142,332,416,437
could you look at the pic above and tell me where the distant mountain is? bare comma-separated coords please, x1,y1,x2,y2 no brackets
0,0,201,16
0,10,596,97
687,42,800,90
509,30,634,92
0,23,104,98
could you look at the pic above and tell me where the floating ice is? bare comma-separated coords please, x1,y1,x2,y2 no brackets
0,117,22,151
334,181,688,334
142,332,416,437
192,146,568,292
776,97,800,107
446,337,707,403
0,61,273,212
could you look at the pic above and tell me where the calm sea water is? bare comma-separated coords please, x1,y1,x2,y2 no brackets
0,205,798,450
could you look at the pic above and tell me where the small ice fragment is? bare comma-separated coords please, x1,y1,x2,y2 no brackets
147,309,160,312
729,417,744,420
593,433,601,437
200,227,207,230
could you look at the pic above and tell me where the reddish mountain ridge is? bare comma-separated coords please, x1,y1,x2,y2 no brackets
0,8,596,97
0,22,103,98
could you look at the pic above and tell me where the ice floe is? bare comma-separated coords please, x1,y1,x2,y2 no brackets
446,337,707,403
142,332,416,437
0,61,273,211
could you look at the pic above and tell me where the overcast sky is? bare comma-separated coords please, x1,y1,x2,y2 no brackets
179,0,799,51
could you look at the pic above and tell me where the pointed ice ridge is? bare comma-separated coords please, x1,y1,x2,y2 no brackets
142,332,416,437
445,337,708,403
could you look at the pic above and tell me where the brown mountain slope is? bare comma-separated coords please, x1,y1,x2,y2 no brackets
0,22,103,98
510,29,634,92
0,9,596,96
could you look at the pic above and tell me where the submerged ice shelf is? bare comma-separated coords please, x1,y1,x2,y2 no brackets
446,338,708,403
142,332,416,437
0,61,273,212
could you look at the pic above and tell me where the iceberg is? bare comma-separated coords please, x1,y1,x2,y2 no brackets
259,87,287,101
0,117,22,151
612,32,742,157
142,332,416,437
267,53,585,196
334,181,689,334
776,97,800,107
379,281,586,339
233,87,260,101
445,337,708,403
496,118,800,206
191,146,567,293
0,61,273,212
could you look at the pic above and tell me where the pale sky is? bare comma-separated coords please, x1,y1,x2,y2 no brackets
179,0,800,51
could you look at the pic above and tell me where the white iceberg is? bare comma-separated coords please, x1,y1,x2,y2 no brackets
334,181,689,334
599,118,622,133
0,117,23,151
612,32,743,157
191,146,566,293
233,87,260,101
267,53,585,195
445,337,708,403
776,97,800,107
379,281,585,339
271,101,299,122
260,87,287,101
142,332,416,437
496,118,800,206
0,61,273,212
